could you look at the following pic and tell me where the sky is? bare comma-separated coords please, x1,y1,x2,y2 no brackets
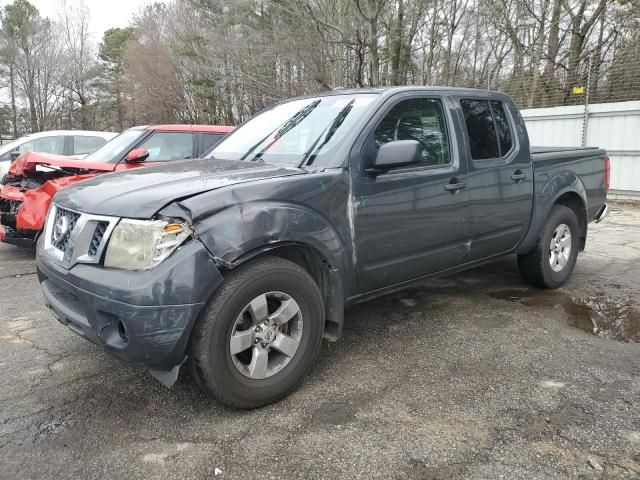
2,0,153,43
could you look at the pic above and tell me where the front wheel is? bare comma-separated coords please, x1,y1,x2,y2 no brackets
189,256,325,408
517,205,580,289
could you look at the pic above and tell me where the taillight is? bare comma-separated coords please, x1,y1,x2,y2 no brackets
604,156,610,191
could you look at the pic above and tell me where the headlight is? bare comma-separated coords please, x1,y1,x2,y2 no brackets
103,219,192,270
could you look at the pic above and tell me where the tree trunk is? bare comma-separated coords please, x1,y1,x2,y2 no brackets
369,17,380,86
543,0,562,104
390,0,404,86
9,62,18,138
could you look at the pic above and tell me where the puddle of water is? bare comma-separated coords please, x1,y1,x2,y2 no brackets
488,289,640,343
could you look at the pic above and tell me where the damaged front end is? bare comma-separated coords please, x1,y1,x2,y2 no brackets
0,193,34,247
0,153,106,247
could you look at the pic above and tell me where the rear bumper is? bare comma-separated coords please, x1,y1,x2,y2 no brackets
36,239,224,371
595,203,608,223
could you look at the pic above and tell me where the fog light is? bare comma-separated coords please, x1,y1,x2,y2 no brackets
117,320,128,342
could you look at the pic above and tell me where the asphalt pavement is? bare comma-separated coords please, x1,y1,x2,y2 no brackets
1,204,639,479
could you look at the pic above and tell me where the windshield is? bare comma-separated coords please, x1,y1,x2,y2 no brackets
207,94,377,166
84,128,145,163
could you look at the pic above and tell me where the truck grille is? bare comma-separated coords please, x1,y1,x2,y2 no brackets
43,205,119,269
88,221,109,257
50,207,81,252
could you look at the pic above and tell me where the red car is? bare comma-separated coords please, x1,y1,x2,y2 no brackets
0,124,233,247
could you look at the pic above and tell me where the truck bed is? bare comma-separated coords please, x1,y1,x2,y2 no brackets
529,145,607,227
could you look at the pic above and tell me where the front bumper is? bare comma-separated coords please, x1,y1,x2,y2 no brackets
0,196,35,246
0,224,37,247
37,238,224,371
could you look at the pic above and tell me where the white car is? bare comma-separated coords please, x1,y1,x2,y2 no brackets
0,130,117,182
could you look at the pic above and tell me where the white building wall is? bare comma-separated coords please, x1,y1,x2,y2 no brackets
521,101,640,196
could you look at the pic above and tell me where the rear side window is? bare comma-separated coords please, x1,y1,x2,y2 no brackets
460,99,514,160
460,100,498,160
74,136,107,156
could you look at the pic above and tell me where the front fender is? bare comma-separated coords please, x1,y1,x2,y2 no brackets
187,201,349,340
516,171,588,254
190,201,347,274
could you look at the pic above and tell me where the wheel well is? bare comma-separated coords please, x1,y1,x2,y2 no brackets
234,244,344,341
554,192,587,251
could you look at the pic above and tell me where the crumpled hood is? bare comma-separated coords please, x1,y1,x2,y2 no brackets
9,152,115,177
53,158,306,218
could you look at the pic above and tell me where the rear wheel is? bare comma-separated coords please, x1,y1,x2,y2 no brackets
517,205,580,289
189,256,324,408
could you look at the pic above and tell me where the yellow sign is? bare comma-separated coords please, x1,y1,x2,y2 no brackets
572,86,585,95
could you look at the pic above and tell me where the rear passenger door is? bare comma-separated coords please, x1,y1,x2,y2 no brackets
459,98,533,260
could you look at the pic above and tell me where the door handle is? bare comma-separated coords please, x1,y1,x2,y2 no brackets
511,170,527,182
444,180,467,193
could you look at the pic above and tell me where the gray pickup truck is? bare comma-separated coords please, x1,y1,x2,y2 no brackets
36,87,608,408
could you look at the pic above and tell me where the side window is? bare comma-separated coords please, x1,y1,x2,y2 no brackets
137,132,193,161
460,99,499,160
74,136,107,156
490,101,513,155
19,136,65,155
201,133,225,155
374,98,450,167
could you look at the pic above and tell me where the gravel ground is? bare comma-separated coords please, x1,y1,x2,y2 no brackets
0,204,639,480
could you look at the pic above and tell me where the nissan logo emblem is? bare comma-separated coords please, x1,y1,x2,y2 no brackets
53,215,70,243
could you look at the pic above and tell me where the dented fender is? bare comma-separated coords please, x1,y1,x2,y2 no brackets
192,201,347,271
157,169,354,339
189,200,350,340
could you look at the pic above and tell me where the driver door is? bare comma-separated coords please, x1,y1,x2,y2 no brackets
351,95,472,293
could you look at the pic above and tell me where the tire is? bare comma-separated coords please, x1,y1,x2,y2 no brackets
517,205,580,289
189,256,324,408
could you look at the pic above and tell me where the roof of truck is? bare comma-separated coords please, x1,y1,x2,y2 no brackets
281,86,515,105
316,86,509,95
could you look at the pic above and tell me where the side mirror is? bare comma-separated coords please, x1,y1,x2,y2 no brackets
366,140,422,175
126,148,150,163
10,150,20,161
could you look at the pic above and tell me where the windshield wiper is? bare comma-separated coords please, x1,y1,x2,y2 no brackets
240,99,322,161
299,99,355,167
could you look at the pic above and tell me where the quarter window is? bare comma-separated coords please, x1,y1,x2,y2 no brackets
460,99,514,160
490,101,513,155
374,98,451,167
